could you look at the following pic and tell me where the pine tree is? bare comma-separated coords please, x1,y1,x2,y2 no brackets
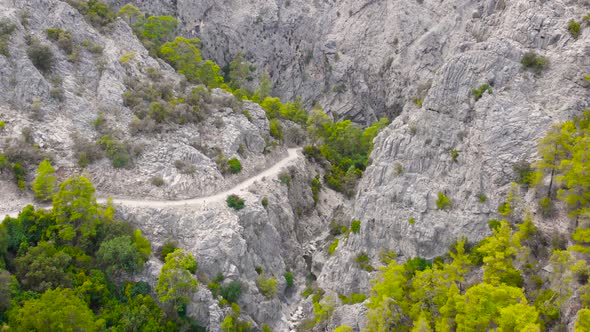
32,159,57,202
477,220,523,286
156,248,198,311
575,308,590,332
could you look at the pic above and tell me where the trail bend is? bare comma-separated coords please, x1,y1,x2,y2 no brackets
4,148,302,218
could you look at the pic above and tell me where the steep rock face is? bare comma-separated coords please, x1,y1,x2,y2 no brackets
119,158,345,331
315,0,590,317
105,0,590,125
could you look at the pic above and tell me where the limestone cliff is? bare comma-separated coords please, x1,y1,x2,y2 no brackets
1,0,590,330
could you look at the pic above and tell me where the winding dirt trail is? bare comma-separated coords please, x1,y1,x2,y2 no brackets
4,148,302,218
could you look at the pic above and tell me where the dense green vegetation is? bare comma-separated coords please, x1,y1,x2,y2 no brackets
304,110,389,196
0,176,203,330
66,0,115,28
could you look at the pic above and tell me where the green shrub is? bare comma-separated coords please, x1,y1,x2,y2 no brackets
278,171,291,186
412,97,423,107
513,161,535,185
329,220,346,236
478,193,487,203
92,114,106,131
65,0,115,27
46,28,74,55
0,19,15,35
408,218,415,225
241,110,252,122
227,158,242,174
303,145,322,162
450,149,459,162
173,160,196,174
394,162,404,175
151,176,164,187
284,271,294,289
498,202,512,216
539,196,553,217
436,192,452,210
50,87,65,101
159,240,177,261
220,281,242,303
311,175,321,204
256,274,277,298
148,101,167,123
0,19,16,57
81,39,103,54
214,154,230,174
119,52,135,64
255,266,263,275
269,118,283,140
71,133,103,167
338,293,367,306
27,42,54,73
355,253,373,272
97,134,133,168
349,293,367,304
488,219,501,231
12,162,26,191
404,257,433,276
226,194,245,210
350,220,361,234
0,153,7,172
301,286,314,299
0,121,5,129
110,152,129,168
332,84,346,93
471,83,492,101
568,20,581,38
328,239,339,255
534,289,561,324
521,52,548,74
261,196,268,208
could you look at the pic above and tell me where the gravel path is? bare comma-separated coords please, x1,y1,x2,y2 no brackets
4,148,302,218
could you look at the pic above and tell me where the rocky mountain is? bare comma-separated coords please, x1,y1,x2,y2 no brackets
1,0,590,331
320,0,590,299
107,0,590,123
